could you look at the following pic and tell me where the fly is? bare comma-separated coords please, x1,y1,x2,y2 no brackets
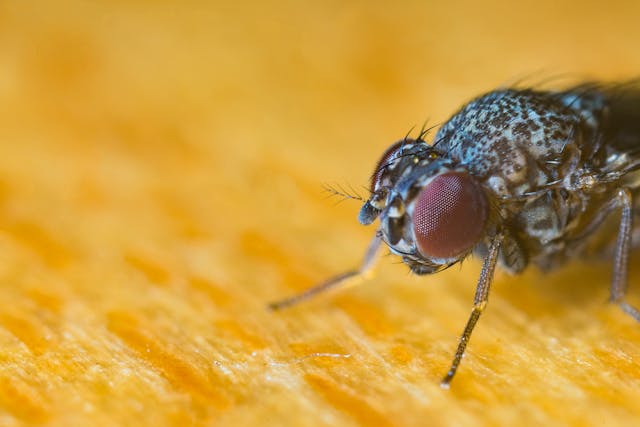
269,81,640,388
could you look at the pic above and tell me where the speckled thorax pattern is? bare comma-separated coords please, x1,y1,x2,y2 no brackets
434,89,606,196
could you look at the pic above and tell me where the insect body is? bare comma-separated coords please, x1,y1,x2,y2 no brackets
270,83,640,387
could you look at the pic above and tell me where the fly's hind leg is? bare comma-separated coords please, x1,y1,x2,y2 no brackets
609,188,640,320
268,234,382,311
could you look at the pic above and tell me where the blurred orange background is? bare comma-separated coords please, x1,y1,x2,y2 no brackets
1,1,640,426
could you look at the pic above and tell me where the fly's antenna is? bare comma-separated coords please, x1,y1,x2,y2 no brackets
323,182,366,204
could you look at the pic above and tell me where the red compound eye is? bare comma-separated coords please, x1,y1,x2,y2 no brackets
412,171,488,259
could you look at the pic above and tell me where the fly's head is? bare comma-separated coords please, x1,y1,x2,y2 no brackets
360,138,491,275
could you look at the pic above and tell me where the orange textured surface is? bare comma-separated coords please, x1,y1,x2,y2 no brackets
1,1,640,426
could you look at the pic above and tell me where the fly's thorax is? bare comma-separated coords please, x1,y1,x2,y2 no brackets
432,89,598,199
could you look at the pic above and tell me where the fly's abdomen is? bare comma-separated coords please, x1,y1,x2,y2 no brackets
603,85,640,153
557,83,640,171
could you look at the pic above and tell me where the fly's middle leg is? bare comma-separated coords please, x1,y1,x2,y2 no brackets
609,188,640,320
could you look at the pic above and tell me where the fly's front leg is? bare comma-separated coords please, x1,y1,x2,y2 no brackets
268,234,382,310
609,188,640,320
441,231,503,389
